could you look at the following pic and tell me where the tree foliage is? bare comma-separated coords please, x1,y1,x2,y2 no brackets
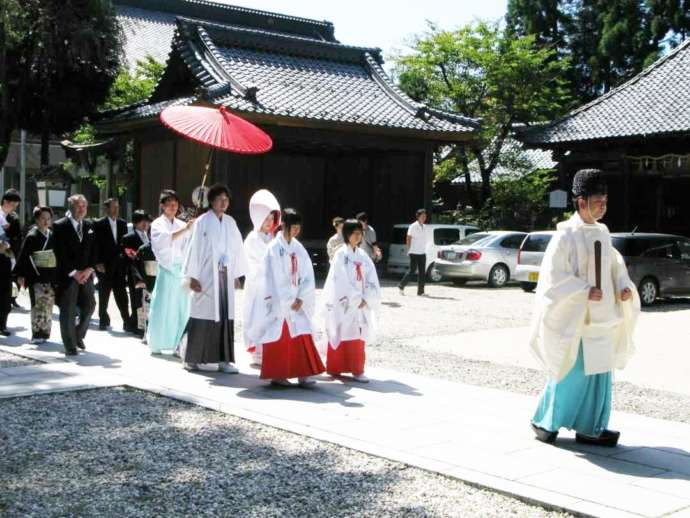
506,0,688,100
394,21,571,206
0,0,123,168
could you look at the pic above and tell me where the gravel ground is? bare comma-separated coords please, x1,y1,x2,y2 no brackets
367,341,690,425
0,388,570,518
0,350,38,368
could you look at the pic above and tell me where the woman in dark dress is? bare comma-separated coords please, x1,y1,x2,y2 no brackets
16,206,57,343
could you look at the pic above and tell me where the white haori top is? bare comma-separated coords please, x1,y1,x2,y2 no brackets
150,215,189,272
184,211,247,322
529,212,640,382
245,233,315,345
322,245,381,349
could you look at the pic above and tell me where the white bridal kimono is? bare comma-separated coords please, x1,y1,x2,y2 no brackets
323,245,380,348
184,211,248,322
245,233,316,346
243,190,280,351
529,213,640,382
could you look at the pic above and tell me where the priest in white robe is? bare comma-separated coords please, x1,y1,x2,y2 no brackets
530,169,640,447
245,208,325,387
323,219,380,382
243,189,281,366
183,184,248,373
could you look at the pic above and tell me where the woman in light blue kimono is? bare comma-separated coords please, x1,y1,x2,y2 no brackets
146,190,193,354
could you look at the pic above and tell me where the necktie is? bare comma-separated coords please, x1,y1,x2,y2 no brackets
77,221,83,241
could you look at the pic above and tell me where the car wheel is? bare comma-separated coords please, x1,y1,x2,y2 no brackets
427,264,443,283
488,264,509,288
520,282,536,293
638,277,658,306
452,279,467,286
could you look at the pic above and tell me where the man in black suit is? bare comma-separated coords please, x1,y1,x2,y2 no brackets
94,198,132,332
121,210,152,336
53,194,98,356
0,189,22,336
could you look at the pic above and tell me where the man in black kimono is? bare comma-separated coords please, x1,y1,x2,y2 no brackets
53,194,98,356
0,189,22,336
94,198,131,331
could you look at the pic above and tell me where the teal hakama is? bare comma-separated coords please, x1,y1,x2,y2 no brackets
146,261,189,354
532,344,612,436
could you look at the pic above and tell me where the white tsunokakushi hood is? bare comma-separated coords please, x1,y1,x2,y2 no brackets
249,189,281,232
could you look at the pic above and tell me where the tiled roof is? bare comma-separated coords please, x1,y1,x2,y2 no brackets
452,138,556,184
117,6,177,70
102,13,478,138
523,38,690,146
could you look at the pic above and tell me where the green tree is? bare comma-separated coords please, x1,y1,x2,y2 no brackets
0,0,31,169
4,0,122,168
395,21,570,207
648,0,690,44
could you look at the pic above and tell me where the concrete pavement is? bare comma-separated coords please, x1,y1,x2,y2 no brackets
1,307,690,517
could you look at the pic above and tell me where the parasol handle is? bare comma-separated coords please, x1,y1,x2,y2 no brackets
594,240,602,290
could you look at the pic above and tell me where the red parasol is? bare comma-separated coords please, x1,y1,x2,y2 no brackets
159,104,273,210
160,105,272,154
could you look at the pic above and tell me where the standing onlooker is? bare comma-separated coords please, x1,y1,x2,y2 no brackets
146,190,193,355
356,212,381,263
398,208,428,296
0,189,22,336
53,194,98,356
16,206,57,343
326,217,345,262
121,210,152,336
94,198,131,332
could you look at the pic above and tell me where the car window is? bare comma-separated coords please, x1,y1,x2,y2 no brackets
521,234,552,252
456,232,490,245
678,240,690,261
434,228,460,246
641,239,675,259
465,228,480,238
500,234,526,249
392,228,407,245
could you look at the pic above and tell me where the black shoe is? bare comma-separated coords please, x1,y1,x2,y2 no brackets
65,349,78,356
99,324,109,331
76,340,86,350
575,429,620,447
531,423,558,444
0,329,11,337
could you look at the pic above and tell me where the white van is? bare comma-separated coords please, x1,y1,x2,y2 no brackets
387,223,480,282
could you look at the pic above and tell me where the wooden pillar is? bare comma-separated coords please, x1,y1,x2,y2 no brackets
423,144,433,220
656,180,664,231
622,156,631,231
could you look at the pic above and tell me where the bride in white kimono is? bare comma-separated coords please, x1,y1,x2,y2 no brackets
322,219,380,382
183,184,248,373
243,189,281,366
530,169,639,447
245,208,325,387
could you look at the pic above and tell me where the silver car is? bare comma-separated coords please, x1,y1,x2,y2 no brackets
435,231,528,287
515,231,555,292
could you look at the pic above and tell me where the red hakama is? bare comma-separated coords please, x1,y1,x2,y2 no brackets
260,321,325,379
327,339,365,376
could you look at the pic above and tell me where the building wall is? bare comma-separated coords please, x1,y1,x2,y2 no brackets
134,130,429,243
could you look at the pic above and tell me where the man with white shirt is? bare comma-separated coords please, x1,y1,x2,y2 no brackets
121,210,152,337
53,194,98,356
398,208,428,296
94,198,131,331
0,189,22,336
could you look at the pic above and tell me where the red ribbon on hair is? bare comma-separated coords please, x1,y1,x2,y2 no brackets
290,253,298,286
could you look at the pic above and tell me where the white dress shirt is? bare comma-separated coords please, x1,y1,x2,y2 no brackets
407,221,427,255
108,217,117,242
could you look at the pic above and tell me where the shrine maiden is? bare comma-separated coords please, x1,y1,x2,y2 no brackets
243,189,281,366
322,219,380,382
183,184,248,372
245,208,325,387
530,169,640,447
146,189,193,355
